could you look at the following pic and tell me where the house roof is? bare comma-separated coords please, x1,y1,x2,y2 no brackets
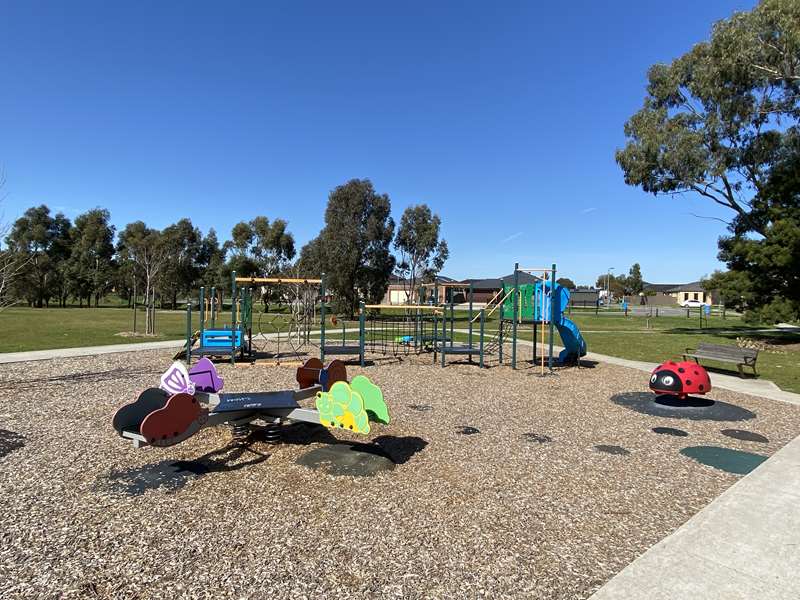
643,282,682,293
644,281,706,293
463,272,540,289
668,281,705,292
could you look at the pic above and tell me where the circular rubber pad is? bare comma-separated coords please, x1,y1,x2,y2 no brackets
611,392,756,422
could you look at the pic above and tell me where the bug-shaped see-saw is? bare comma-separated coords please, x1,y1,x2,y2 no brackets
112,357,390,448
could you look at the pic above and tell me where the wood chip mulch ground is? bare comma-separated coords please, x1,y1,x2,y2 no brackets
1,349,799,599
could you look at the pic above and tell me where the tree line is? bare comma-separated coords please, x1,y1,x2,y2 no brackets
0,178,448,319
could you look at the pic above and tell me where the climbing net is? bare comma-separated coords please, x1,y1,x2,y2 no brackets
364,311,439,357
253,281,318,360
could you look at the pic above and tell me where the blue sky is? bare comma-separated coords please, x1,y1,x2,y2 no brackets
0,0,756,285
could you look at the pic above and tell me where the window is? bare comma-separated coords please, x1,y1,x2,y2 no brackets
693,292,699,300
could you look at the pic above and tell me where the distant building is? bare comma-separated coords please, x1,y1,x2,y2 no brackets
569,287,600,307
642,281,716,305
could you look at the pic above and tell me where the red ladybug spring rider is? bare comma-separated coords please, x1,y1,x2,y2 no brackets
649,360,712,400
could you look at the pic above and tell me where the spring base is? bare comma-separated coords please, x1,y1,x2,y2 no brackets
262,419,282,444
230,422,251,439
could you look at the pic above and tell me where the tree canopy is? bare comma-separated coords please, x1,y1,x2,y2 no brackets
617,0,800,322
556,277,576,290
313,179,396,314
394,204,448,303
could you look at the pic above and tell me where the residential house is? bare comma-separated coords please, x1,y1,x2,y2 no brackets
642,281,716,305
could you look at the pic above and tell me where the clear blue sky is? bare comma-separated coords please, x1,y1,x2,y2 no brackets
0,0,756,286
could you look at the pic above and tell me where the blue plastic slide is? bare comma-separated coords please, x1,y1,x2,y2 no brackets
555,315,587,363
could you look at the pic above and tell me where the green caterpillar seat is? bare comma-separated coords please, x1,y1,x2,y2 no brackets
315,376,390,434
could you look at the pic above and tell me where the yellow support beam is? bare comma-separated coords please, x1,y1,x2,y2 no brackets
364,304,442,311
235,277,322,285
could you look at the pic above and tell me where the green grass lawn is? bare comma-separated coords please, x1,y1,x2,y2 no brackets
353,309,800,393
0,306,189,352
3,303,799,394
567,313,800,393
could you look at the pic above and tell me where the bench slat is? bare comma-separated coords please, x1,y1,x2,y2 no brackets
696,342,758,357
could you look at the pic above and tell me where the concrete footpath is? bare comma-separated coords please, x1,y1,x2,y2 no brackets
590,433,800,600
0,339,185,364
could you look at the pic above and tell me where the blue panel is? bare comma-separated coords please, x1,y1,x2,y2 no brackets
201,329,243,348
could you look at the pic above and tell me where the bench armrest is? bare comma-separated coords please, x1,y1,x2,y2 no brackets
684,347,697,355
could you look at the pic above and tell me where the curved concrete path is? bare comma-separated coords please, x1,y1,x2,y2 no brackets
0,339,185,363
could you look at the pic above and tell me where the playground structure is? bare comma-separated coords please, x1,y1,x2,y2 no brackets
242,275,320,362
182,273,254,364
498,263,588,373
112,357,390,449
185,263,586,370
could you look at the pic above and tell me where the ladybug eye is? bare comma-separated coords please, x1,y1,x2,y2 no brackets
662,375,674,386
650,374,657,383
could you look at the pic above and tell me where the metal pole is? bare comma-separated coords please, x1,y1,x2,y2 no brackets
441,307,446,367
230,273,237,365
479,309,485,368
199,287,205,353
449,299,454,349
320,273,326,361
210,286,216,328
433,310,438,364
359,301,365,367
512,263,519,369
548,263,556,370
468,282,473,351
185,301,192,366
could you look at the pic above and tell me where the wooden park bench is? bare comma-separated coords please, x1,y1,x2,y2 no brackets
683,342,759,378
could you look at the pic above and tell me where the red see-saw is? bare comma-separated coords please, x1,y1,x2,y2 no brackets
649,360,711,399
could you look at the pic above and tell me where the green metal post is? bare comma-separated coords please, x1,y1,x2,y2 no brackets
499,312,504,364
548,263,556,370
449,299,454,349
359,301,366,367
210,286,216,328
198,286,205,349
479,309,485,368
230,273,237,365
433,311,438,364
320,273,326,361
185,301,192,365
468,282,473,352
512,263,519,369
441,306,446,368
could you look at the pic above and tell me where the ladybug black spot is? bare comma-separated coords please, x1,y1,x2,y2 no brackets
678,368,685,373
699,384,704,391
686,380,692,385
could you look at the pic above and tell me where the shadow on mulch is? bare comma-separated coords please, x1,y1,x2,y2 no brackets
102,431,272,496
652,426,689,437
523,432,553,443
0,429,26,459
295,435,427,477
2,367,159,390
576,360,599,369
611,392,756,422
595,444,630,456
721,429,769,443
